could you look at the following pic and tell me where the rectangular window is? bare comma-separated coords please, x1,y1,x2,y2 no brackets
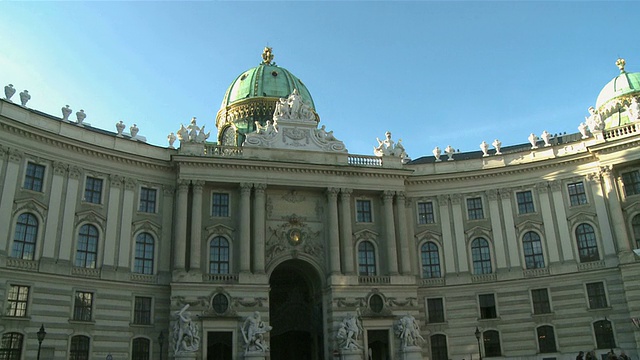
133,296,152,325
211,193,230,217
586,282,608,309
6,285,29,317
139,187,157,213
23,162,45,192
73,291,93,321
479,294,497,319
568,182,588,206
427,298,445,323
516,190,535,214
356,200,372,223
417,202,435,224
531,288,551,314
467,197,484,220
622,170,640,196
84,177,103,204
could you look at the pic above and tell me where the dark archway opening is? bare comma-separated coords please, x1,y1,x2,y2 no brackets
269,259,323,360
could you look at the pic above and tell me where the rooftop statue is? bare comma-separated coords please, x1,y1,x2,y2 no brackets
480,141,489,157
541,130,551,147
19,90,30,106
61,105,72,122
130,124,139,139
176,117,210,145
172,304,200,354
628,97,640,121
374,131,407,159
528,133,538,149
242,311,272,353
585,106,604,132
616,58,626,72
167,132,177,148
4,84,15,101
492,139,502,155
433,146,442,162
578,122,589,139
445,145,455,161
273,89,315,122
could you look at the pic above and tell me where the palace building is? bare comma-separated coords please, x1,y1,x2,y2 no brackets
2,49,640,360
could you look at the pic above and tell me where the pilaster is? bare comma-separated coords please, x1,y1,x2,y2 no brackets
549,180,574,261
437,195,456,274
382,191,399,275
253,183,267,274
58,166,80,261
0,149,22,253
174,179,190,271
104,174,123,267
486,189,507,269
340,188,355,275
239,183,252,273
396,192,412,274
327,187,341,275
535,182,560,263
117,177,136,269
450,194,469,272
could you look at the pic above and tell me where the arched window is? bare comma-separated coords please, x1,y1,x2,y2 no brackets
523,231,545,269
483,330,501,357
471,238,492,275
132,337,150,360
69,335,90,360
11,213,38,260
75,224,99,268
421,242,441,278
632,214,640,249
358,241,376,276
0,332,24,360
593,319,616,349
430,334,448,360
576,223,599,262
537,325,557,353
209,236,230,274
134,233,155,275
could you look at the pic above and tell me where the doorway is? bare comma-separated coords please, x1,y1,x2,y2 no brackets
269,259,324,360
367,330,390,360
207,331,232,360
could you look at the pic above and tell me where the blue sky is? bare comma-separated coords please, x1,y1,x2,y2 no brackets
2,2,640,159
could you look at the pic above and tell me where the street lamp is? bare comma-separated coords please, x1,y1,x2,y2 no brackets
475,327,482,360
158,331,165,360
36,324,46,360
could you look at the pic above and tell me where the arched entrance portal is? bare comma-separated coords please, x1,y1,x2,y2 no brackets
269,259,324,360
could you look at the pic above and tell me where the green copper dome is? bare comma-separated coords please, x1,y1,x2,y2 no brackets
216,48,318,146
596,58,640,110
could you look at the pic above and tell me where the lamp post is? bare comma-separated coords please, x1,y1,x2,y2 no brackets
475,327,482,360
158,331,165,360
36,324,46,360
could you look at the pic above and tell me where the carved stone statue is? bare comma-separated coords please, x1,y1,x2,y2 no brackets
628,97,640,121
4,84,15,101
540,130,551,147
492,139,502,155
115,121,125,137
19,90,31,106
61,105,72,122
130,124,139,139
177,124,188,142
273,89,315,122
374,131,406,159
444,145,455,161
585,106,604,132
187,117,200,141
433,146,442,162
480,141,489,157
173,304,200,354
242,311,272,353
168,132,177,148
395,315,425,348
195,125,210,143
528,133,538,149
337,312,363,350
76,109,86,125
578,122,589,139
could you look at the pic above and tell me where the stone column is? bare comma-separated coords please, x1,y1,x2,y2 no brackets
42,162,66,259
395,192,412,275
486,190,507,269
58,166,81,261
601,166,631,253
588,173,616,256
499,190,521,267
103,175,123,267
161,185,175,271
549,181,574,261
382,191,399,275
253,183,267,274
117,178,136,269
190,180,204,271
239,183,252,273
339,189,355,275
438,195,456,274
450,194,469,272
174,179,190,270
0,149,21,253
327,187,341,274
535,182,560,263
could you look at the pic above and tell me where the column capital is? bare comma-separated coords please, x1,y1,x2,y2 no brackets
52,161,68,176
326,187,340,198
382,190,395,202
177,179,190,191
450,193,462,204
436,194,449,204
586,172,601,184
124,177,137,190
68,166,81,179
163,185,175,196
8,148,23,163
499,190,511,200
340,188,353,196
240,182,252,194
486,189,499,200
535,182,549,193
549,180,562,192
395,191,406,202
253,183,267,192
0,145,6,160
599,165,613,177
192,180,205,190
110,174,124,187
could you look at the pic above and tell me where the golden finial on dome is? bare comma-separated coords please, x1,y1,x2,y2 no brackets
616,58,626,72
262,47,274,65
